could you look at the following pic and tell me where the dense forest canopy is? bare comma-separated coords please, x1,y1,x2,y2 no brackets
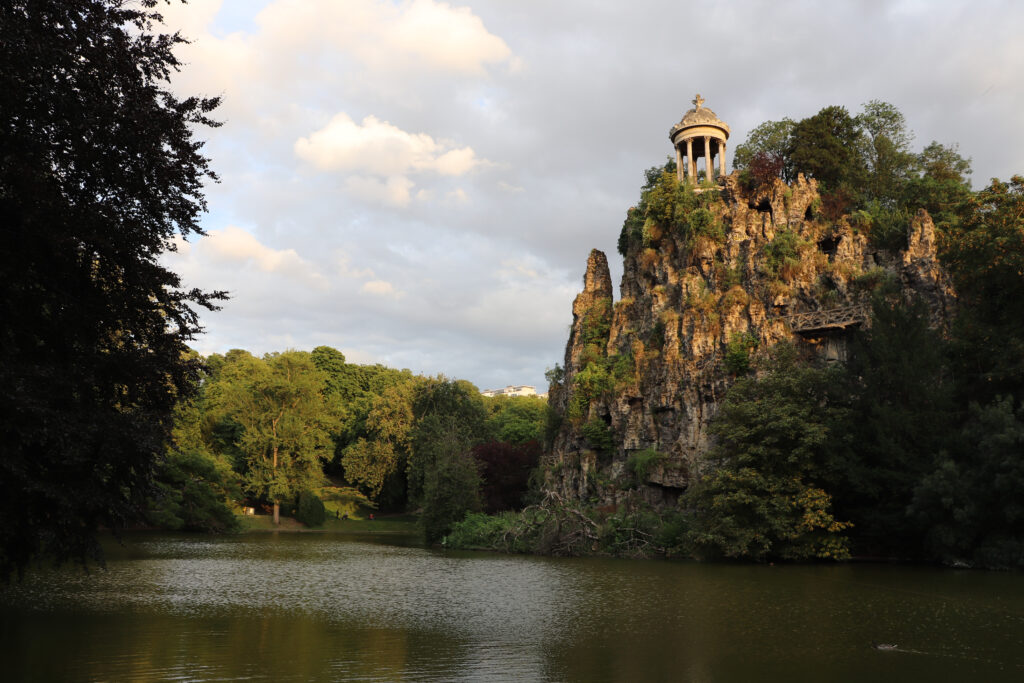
145,346,549,543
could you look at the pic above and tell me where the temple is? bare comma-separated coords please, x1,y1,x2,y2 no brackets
669,94,730,184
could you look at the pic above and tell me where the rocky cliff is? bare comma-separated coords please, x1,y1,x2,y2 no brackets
546,171,955,505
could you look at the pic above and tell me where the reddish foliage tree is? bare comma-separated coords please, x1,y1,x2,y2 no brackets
821,187,855,221
749,151,785,187
471,440,542,513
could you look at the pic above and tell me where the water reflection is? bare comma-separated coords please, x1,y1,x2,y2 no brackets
3,534,1024,682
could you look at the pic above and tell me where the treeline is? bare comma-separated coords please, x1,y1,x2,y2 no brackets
732,100,973,240
453,103,1024,569
150,347,550,542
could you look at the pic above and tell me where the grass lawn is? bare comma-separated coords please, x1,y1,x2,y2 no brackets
237,511,418,535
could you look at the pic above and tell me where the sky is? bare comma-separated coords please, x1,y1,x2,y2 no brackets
157,0,1024,393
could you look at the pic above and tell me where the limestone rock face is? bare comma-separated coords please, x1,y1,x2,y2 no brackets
546,173,957,506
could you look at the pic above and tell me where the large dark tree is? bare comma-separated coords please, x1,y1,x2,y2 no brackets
0,0,223,578
787,105,865,193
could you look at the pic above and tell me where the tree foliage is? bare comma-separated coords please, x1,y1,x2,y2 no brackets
911,397,1024,569
295,490,327,528
0,0,223,578
830,296,953,554
484,396,550,445
208,351,336,522
788,105,865,194
685,346,851,561
471,440,543,513
941,176,1024,402
732,118,795,180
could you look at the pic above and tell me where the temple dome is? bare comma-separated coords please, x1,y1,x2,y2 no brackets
669,105,730,140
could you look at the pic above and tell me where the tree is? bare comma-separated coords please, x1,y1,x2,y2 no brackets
145,384,241,533
857,100,917,205
684,346,852,561
911,397,1024,568
421,449,482,544
209,352,336,524
831,295,954,555
409,379,489,541
788,105,865,193
484,395,550,444
0,0,223,578
902,141,973,229
471,440,542,513
731,118,795,178
341,381,419,502
941,176,1024,403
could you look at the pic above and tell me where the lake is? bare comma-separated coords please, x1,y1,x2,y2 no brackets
2,531,1023,682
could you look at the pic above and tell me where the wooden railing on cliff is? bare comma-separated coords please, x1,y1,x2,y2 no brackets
780,303,870,335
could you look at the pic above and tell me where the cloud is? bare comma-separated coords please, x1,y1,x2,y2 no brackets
344,174,416,207
295,113,482,176
256,0,512,76
361,280,400,296
203,226,328,289
156,0,1024,395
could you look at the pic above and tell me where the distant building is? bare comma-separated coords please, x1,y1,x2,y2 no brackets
481,385,541,398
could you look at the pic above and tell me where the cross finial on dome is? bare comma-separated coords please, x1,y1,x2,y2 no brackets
693,93,705,110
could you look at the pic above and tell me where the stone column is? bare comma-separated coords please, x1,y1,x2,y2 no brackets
704,136,713,181
719,141,727,177
675,145,684,183
685,138,694,184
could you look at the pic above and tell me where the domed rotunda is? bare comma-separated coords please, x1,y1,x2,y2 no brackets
669,94,730,184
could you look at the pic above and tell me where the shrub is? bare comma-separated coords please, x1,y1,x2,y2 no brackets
579,298,612,347
715,259,745,289
851,266,898,295
627,448,667,483
762,230,808,280
864,201,910,251
724,332,759,375
444,511,515,549
681,207,724,247
719,285,750,311
295,490,327,527
582,418,614,455
598,507,664,557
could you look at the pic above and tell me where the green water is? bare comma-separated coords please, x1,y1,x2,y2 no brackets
2,532,1023,682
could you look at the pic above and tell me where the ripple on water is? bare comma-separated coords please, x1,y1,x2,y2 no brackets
2,535,580,644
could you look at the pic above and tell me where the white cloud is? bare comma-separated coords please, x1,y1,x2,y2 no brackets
445,188,469,204
256,0,512,76
362,280,400,296
295,113,481,177
156,0,1024,394
335,252,376,280
344,174,416,207
203,226,328,289
435,147,481,176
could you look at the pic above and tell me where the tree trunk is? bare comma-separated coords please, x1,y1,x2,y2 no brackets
273,501,280,525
